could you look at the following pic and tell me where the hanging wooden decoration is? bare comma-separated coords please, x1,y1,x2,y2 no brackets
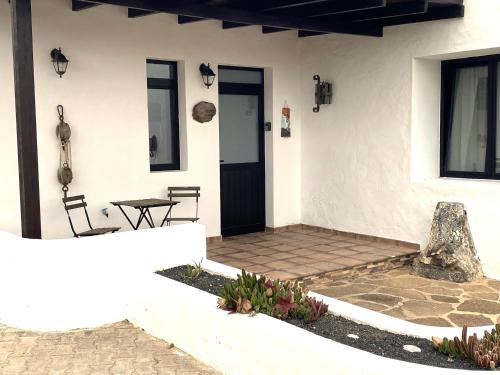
56,105,73,196
281,101,291,138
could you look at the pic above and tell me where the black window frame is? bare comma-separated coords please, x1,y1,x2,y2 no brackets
147,59,180,172
441,54,499,179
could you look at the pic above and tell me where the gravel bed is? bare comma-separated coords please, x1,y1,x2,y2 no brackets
157,266,482,371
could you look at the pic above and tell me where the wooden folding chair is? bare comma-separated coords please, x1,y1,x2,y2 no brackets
162,186,201,226
62,195,120,238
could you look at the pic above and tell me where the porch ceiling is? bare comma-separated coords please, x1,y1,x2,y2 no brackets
72,0,464,38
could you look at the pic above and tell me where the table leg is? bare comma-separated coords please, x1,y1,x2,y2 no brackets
160,205,175,227
117,205,137,230
144,208,155,228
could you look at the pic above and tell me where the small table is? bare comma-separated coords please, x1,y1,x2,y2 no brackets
111,198,179,230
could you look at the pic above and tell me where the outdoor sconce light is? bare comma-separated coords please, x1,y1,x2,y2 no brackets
313,74,332,112
50,47,69,78
199,63,216,88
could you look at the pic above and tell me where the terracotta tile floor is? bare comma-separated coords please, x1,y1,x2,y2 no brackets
207,228,417,281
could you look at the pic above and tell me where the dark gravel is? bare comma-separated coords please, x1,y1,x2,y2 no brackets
157,265,483,371
156,265,229,296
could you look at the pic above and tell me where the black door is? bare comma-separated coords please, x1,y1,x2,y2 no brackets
219,66,265,237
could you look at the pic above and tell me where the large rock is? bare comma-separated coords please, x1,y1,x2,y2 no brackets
412,202,483,283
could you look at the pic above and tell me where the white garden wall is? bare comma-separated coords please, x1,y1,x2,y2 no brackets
0,0,302,239
0,223,205,331
299,0,500,279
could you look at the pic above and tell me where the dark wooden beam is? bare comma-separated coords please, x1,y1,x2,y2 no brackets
263,0,329,11
316,0,428,22
10,0,41,239
374,4,464,27
178,15,205,24
128,8,155,18
267,0,386,17
72,0,99,11
298,30,326,37
352,0,428,22
84,0,383,36
222,21,248,29
262,26,288,33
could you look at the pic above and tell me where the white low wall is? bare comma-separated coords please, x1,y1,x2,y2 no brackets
0,223,206,331
129,264,479,375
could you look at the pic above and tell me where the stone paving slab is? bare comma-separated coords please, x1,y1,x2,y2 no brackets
310,267,500,327
0,321,219,375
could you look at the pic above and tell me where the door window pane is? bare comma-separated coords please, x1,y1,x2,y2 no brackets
146,60,179,171
218,68,263,84
147,63,173,79
219,94,259,164
148,89,173,165
446,65,488,173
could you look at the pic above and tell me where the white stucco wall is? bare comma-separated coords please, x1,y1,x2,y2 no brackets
299,0,500,279
0,0,302,239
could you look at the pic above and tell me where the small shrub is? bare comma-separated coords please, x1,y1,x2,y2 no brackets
185,258,204,279
217,269,328,323
433,324,500,370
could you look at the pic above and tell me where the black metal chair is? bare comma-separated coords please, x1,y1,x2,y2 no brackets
62,195,120,238
163,186,201,226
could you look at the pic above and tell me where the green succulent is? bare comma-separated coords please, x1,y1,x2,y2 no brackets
433,324,500,369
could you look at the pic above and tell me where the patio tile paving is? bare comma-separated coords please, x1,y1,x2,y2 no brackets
207,227,418,284
0,321,218,375
310,266,500,327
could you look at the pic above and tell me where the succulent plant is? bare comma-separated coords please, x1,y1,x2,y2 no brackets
305,296,329,322
185,258,204,279
433,324,500,370
217,269,328,323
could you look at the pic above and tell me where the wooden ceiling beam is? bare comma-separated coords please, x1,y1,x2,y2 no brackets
178,15,206,24
72,0,100,11
222,21,249,29
267,0,386,17
317,0,428,22
83,0,383,36
262,26,288,34
372,4,464,27
128,9,155,18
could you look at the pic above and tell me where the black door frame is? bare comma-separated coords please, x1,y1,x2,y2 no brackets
219,65,265,237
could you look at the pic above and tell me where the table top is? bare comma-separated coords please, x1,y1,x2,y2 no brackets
111,198,180,209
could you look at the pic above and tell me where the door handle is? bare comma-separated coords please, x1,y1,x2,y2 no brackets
220,160,225,163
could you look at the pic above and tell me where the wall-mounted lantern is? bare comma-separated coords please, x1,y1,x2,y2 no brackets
199,63,216,88
50,48,69,78
313,75,332,112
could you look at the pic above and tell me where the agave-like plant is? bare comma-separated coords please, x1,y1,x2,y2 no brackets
433,324,500,370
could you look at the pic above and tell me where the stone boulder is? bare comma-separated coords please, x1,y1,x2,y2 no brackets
412,202,483,283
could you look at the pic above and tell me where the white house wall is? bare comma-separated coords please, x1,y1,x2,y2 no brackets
299,0,500,279
0,0,302,238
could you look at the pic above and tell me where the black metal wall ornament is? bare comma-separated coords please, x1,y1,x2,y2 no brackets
50,48,69,78
56,105,73,197
313,75,332,112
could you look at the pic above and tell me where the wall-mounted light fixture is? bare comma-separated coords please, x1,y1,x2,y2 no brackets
313,75,332,112
50,48,69,78
199,63,216,89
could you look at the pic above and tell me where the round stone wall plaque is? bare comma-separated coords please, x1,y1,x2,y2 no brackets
193,101,216,123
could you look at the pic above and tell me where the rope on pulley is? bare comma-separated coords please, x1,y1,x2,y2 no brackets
56,105,73,197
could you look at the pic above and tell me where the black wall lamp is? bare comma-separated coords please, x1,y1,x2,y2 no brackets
313,75,332,112
50,48,69,78
199,63,216,88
